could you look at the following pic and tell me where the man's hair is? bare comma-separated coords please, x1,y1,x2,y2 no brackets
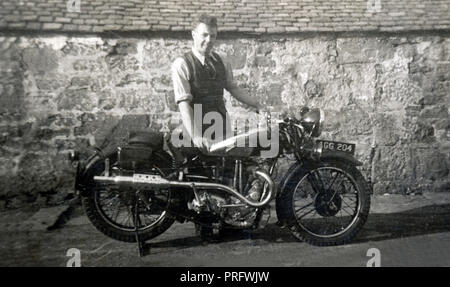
192,14,218,30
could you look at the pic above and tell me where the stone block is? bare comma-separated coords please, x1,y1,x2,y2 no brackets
434,118,450,131
406,120,436,143
252,55,276,68
35,128,71,140
55,17,72,23
17,153,59,195
62,24,78,31
263,82,284,106
97,90,116,111
420,106,448,119
8,23,26,29
423,92,446,106
42,23,63,30
285,27,300,32
373,113,401,146
78,25,93,32
305,80,323,98
436,63,450,82
26,22,42,30
22,47,58,75
0,81,24,113
413,148,449,181
225,43,247,70
111,41,138,55
38,16,54,22
43,114,75,128
336,38,382,64
71,58,103,72
267,27,286,33
57,88,96,111
70,76,92,88
372,146,415,183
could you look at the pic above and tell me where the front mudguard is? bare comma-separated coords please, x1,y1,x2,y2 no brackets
319,151,373,194
319,151,363,167
277,151,362,198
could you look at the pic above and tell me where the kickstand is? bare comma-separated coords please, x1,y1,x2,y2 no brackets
133,201,148,257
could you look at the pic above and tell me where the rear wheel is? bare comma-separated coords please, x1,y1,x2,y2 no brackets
82,154,175,243
276,159,371,246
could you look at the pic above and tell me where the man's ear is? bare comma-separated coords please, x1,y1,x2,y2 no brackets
191,29,195,39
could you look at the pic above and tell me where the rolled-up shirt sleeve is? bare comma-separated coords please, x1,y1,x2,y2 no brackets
171,57,193,104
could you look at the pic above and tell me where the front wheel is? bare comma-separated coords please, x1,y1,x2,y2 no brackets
276,159,371,246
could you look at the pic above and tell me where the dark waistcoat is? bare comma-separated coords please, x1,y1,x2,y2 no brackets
182,51,228,135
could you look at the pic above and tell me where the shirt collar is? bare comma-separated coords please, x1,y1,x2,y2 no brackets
191,47,212,65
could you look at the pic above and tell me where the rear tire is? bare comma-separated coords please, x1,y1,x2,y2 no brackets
82,154,175,243
276,159,370,246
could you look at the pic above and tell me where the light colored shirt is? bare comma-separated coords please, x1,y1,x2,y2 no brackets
171,48,237,104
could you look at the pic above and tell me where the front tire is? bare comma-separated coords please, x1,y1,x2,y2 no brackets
276,159,371,246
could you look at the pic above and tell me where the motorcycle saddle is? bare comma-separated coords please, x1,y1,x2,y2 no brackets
128,130,164,149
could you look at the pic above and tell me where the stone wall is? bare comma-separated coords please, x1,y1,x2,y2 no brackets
0,33,449,209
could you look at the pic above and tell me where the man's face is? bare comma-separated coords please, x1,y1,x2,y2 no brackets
192,23,217,55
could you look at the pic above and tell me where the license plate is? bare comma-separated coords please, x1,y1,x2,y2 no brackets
317,140,356,155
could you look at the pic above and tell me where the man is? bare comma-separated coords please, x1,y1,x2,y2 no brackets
172,14,261,153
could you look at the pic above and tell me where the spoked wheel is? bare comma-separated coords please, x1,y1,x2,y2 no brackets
94,187,169,232
277,159,371,246
82,155,175,243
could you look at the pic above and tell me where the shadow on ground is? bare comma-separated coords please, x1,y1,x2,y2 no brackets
139,203,450,254
355,203,450,243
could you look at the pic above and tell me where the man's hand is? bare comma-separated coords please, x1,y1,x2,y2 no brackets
193,137,211,153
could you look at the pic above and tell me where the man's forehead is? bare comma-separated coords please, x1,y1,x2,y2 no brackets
194,23,217,34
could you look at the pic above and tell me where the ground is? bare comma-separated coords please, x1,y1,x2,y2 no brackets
0,193,449,267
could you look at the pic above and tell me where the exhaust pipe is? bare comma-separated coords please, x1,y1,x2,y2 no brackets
94,170,274,208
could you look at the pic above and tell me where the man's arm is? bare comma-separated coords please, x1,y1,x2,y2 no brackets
172,57,210,151
223,60,261,110
178,101,205,145
227,84,260,109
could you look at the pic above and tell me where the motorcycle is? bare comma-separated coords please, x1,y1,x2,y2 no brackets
69,107,371,254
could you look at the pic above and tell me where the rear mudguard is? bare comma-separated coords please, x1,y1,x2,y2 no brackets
74,144,173,196
74,146,117,196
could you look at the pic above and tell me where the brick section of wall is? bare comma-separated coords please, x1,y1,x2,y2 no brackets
0,0,449,33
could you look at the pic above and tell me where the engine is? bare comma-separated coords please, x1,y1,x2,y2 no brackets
187,175,265,228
